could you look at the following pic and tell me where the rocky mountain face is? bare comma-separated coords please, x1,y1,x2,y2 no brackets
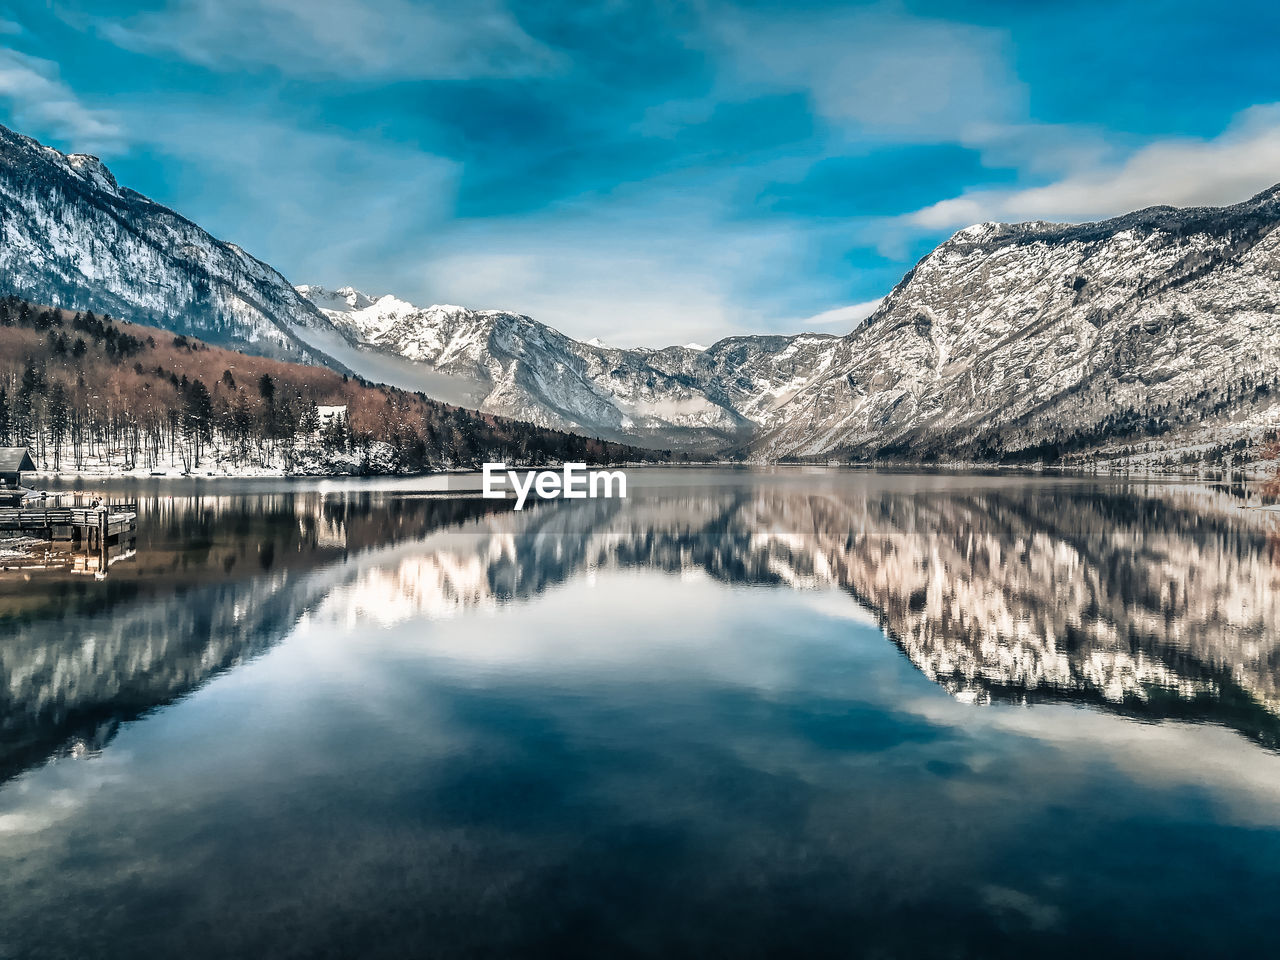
5,120,1280,460
298,283,840,447
753,188,1280,462
0,123,345,363
304,187,1280,461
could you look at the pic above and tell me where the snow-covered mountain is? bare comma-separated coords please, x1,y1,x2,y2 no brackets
302,187,1280,461
0,123,343,363
0,123,575,408
753,187,1280,462
298,282,840,447
6,118,1280,461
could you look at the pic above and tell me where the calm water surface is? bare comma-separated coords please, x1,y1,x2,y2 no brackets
2,469,1279,958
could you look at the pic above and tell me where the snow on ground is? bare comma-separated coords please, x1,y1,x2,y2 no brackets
23,436,408,481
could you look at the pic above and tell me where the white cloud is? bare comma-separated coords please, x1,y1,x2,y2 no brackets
909,103,1280,229
407,226,881,348
958,121,1121,179
89,0,561,79
0,49,122,152
352,163,904,347
799,299,883,331
419,246,746,349
131,109,461,286
408,194,828,348
710,5,1024,142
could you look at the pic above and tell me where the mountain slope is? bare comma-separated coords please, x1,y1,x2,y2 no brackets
0,123,603,415
6,119,1280,463
0,123,347,363
754,187,1280,461
303,186,1280,463
298,283,840,447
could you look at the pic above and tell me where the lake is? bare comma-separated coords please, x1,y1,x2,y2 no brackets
2,469,1279,959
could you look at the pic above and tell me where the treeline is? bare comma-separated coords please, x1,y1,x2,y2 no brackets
817,365,1280,468
0,296,669,474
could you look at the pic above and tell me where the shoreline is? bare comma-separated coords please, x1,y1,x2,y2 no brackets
23,459,1274,486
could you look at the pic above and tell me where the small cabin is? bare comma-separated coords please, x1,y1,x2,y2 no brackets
316,405,347,428
0,447,35,489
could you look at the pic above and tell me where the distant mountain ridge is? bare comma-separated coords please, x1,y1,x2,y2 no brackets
3,120,1280,463
296,282,840,447
301,175,1280,463
298,188,1280,462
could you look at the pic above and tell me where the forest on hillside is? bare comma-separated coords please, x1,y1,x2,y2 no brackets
0,297,669,475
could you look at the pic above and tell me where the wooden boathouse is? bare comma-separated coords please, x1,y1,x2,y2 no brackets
0,446,35,492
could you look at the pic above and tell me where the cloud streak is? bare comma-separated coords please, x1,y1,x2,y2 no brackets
411,193,834,347
799,299,884,331
710,5,1024,141
0,49,122,153
130,108,461,289
909,104,1280,229
91,0,562,79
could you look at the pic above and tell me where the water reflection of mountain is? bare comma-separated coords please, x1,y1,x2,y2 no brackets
324,481,1280,748
5,479,1280,789
0,495,500,786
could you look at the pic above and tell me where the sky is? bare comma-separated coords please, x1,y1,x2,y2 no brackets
2,1,1280,347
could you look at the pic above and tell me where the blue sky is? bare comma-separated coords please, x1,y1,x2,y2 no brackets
2,1,1280,346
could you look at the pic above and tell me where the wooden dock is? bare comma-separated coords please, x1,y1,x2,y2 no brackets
0,504,137,538
0,503,138,576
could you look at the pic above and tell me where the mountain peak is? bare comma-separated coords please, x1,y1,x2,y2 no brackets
298,284,497,323
0,125,121,200
945,218,1067,248
65,153,120,197
1246,181,1280,206
296,284,378,313
953,221,1001,242
942,184,1280,255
